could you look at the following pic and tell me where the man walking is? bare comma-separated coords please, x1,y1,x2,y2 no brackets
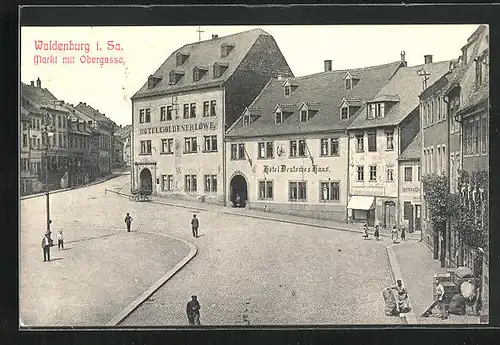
42,233,51,262
191,214,199,238
125,213,133,232
186,295,201,325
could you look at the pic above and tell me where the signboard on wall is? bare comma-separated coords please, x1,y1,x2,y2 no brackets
262,164,330,174
138,121,216,135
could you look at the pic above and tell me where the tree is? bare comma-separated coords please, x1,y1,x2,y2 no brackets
422,173,459,267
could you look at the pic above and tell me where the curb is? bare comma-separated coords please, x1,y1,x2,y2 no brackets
106,189,421,241
385,244,417,324
20,174,122,200
106,231,198,326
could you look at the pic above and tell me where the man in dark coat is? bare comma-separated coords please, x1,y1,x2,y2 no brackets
191,214,199,238
186,295,201,325
42,233,51,262
125,213,133,232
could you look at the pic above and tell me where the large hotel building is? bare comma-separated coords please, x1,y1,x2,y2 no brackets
131,29,293,204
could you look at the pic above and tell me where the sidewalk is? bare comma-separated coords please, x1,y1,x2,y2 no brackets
391,241,481,324
109,186,421,241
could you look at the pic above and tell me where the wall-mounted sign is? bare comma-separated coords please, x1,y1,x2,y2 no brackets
139,122,216,135
402,187,421,193
263,164,330,174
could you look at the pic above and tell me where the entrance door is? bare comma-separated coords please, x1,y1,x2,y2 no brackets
415,204,422,232
408,205,414,233
139,168,153,192
384,201,396,228
230,174,248,207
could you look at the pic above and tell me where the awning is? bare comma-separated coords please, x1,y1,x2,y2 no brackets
347,196,374,210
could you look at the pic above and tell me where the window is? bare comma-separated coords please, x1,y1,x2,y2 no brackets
482,116,488,153
184,137,198,153
385,130,394,150
369,165,377,181
160,106,166,121
437,97,441,121
139,109,145,123
184,175,197,192
193,68,206,82
37,119,40,130
58,134,62,148
290,140,297,157
58,115,61,128
258,180,274,199
183,104,189,119
404,201,412,220
166,106,173,121
161,138,174,154
356,134,364,152
300,110,308,122
474,118,480,154
204,135,217,152
386,166,394,182
368,103,385,118
320,181,340,201
417,166,421,182
476,57,483,86
275,111,283,124
145,108,151,123
376,103,385,118
230,143,245,160
203,101,210,117
341,106,349,120
210,100,216,116
298,140,306,157
437,147,442,174
213,64,228,78
357,166,364,181
442,146,446,175
204,175,217,192
176,53,187,66
162,175,174,191
23,134,28,147
258,142,274,159
221,44,234,58
345,78,352,90
190,103,197,118
367,131,377,152
140,140,152,155
289,181,307,201
404,166,413,182
320,138,339,156
284,85,291,96
243,115,250,126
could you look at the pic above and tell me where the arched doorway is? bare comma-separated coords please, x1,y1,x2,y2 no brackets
139,168,153,192
230,174,248,208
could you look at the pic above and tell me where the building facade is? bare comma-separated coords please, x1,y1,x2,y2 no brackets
130,28,293,203
397,133,421,233
347,56,451,227
225,59,404,221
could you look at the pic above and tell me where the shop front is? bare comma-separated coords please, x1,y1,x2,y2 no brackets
347,195,375,225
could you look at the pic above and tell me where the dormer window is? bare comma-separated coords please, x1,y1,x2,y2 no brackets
300,110,309,122
343,72,359,90
367,102,385,119
213,62,228,79
284,85,291,96
193,67,208,82
220,43,235,58
176,52,189,66
147,75,162,89
275,111,283,124
283,79,298,96
243,114,250,126
169,70,185,84
341,106,349,120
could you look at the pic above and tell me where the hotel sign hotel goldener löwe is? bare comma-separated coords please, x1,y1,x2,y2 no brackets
138,121,217,135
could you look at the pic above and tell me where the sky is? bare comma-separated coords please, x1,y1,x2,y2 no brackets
21,25,480,127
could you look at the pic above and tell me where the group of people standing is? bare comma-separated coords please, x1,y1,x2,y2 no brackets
362,222,406,242
41,227,64,262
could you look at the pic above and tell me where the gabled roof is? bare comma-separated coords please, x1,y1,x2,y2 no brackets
226,61,402,138
132,28,275,99
398,132,421,161
75,102,116,127
115,124,132,138
348,61,451,130
370,94,400,103
337,98,363,108
21,82,59,114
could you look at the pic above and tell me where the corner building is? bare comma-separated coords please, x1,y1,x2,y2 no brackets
131,29,292,204
225,59,403,221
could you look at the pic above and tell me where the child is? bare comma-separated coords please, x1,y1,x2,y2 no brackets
374,224,380,241
363,223,369,239
400,226,406,241
57,230,64,250
392,225,398,242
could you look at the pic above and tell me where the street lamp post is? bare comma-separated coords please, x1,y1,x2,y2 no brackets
42,114,55,242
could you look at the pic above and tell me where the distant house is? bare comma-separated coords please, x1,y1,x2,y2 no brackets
130,28,293,202
347,56,451,227
225,57,404,219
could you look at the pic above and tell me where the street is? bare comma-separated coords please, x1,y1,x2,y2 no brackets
20,175,403,326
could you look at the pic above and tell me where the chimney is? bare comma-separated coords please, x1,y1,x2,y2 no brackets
400,51,407,66
212,34,218,39
30,81,34,86
36,77,41,88
424,54,433,64
324,60,332,72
